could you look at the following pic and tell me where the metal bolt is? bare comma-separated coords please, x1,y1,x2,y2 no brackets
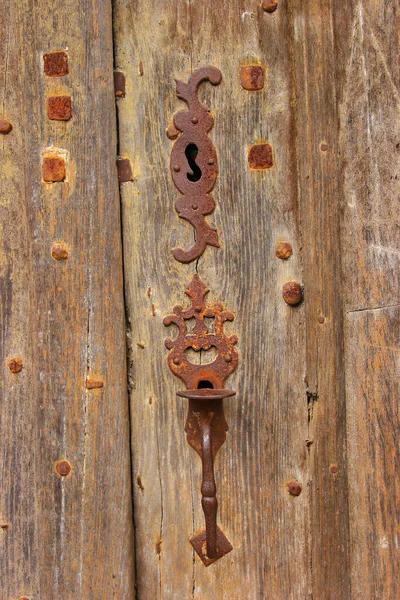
43,156,66,183
262,1,278,13
0,119,12,134
56,460,71,477
287,480,302,496
7,357,23,373
248,143,273,170
240,65,265,91
166,124,179,140
276,242,292,260
282,281,303,306
43,51,69,77
47,96,72,121
52,243,69,260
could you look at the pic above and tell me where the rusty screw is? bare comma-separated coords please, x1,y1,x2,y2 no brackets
276,242,292,260
262,1,278,12
56,460,71,477
7,357,23,373
240,65,265,91
0,119,12,134
282,281,303,306
287,480,302,496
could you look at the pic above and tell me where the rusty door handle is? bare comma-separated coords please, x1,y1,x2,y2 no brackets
164,275,238,566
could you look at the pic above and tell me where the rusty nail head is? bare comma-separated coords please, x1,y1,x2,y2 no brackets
56,460,71,477
305,439,313,447
248,143,273,170
0,119,12,134
262,1,278,12
320,142,328,152
52,243,69,260
166,124,179,140
282,281,303,306
43,51,69,77
7,357,23,373
117,158,134,183
330,464,338,474
43,156,66,183
318,316,325,324
47,96,72,121
240,65,265,91
86,378,104,390
276,242,292,260
114,71,126,98
287,480,302,496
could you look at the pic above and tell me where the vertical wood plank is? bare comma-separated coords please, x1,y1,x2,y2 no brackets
335,2,400,597
289,1,352,597
114,1,308,598
0,1,135,598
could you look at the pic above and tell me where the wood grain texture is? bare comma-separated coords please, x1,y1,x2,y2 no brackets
0,1,135,598
114,1,308,598
335,2,400,598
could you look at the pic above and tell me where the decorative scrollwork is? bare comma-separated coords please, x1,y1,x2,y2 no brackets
169,66,222,263
163,274,238,390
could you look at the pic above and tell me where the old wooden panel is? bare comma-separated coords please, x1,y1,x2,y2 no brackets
335,2,400,597
0,1,135,598
114,1,308,598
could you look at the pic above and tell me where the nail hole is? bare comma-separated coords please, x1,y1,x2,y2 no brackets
197,380,213,389
186,143,202,182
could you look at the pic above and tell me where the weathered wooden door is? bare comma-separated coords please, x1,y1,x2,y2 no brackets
1,1,398,599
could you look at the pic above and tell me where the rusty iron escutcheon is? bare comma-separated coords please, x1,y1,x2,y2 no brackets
164,274,238,566
169,66,222,263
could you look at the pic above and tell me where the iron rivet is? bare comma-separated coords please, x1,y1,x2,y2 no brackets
195,306,201,313
287,480,302,496
276,242,292,260
166,124,179,140
56,460,71,477
0,119,12,134
208,159,214,165
225,356,232,363
173,357,180,365
191,117,198,124
192,204,198,210
7,357,23,373
262,1,278,13
282,281,303,306
173,165,180,172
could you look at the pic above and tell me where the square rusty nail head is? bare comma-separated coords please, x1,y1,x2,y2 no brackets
114,71,126,98
117,158,134,183
240,65,265,91
43,156,66,182
43,51,69,77
190,527,233,567
47,96,72,121
248,143,273,169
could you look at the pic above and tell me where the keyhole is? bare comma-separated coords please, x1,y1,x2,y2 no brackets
197,380,214,389
186,144,202,182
